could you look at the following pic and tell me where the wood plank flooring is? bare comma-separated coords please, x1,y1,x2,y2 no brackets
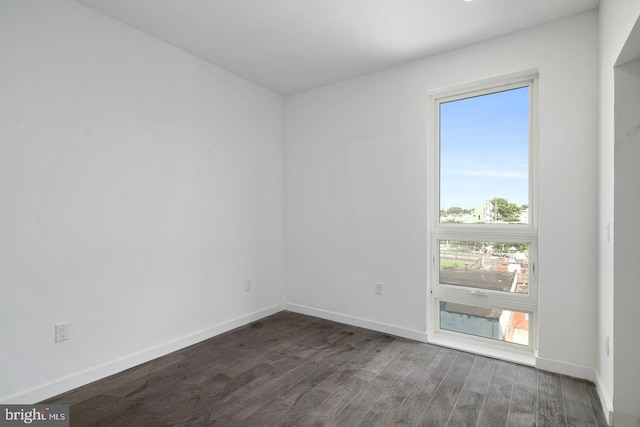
43,311,607,426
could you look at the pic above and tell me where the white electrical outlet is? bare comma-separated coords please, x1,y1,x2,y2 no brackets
245,280,252,292
55,323,69,342
375,283,383,296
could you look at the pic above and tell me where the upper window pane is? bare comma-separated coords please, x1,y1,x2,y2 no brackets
439,86,530,224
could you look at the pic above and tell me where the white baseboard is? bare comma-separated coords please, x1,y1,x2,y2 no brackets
594,372,614,426
0,304,286,405
536,354,613,425
535,354,596,382
284,303,428,343
287,304,613,424
6,302,614,427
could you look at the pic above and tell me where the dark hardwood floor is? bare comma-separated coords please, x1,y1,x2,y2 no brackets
44,311,607,426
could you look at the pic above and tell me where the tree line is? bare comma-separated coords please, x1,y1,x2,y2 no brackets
440,197,528,223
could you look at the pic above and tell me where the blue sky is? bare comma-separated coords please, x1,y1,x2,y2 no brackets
439,86,529,211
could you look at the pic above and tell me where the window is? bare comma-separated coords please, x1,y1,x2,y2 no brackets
428,74,537,355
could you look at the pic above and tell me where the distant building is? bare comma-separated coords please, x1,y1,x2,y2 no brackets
471,206,484,223
441,199,526,224
440,302,504,341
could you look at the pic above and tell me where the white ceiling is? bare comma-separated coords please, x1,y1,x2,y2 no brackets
76,0,600,95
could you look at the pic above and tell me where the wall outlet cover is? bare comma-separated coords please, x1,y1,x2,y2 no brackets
55,323,69,342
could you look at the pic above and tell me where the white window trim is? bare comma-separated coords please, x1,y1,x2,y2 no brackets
426,71,539,359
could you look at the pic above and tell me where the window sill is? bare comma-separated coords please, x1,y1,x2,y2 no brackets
427,332,535,366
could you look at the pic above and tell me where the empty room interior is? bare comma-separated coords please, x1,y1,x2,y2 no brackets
1,0,640,425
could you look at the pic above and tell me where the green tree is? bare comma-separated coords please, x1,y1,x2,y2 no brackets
493,243,507,252
447,206,463,216
490,197,521,222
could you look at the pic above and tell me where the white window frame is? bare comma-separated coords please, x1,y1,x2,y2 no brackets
427,71,539,359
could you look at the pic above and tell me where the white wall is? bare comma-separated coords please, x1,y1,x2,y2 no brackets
614,58,640,427
598,1,640,422
285,12,598,370
0,0,284,402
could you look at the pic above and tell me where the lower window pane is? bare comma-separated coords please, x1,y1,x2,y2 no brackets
439,301,529,346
